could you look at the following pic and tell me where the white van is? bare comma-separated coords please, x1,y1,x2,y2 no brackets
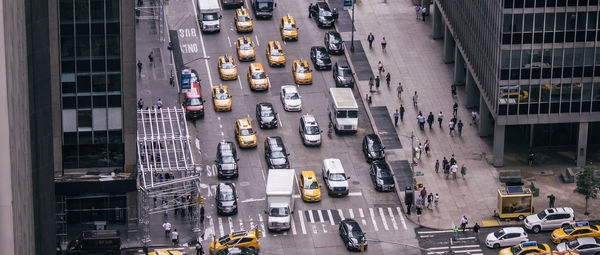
197,0,222,32
322,158,350,196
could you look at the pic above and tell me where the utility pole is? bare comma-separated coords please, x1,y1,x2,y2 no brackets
350,0,355,52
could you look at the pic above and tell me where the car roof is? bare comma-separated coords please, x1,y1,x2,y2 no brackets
266,136,284,148
545,207,574,214
502,227,526,233
323,158,344,172
218,183,235,193
236,8,248,15
237,118,252,127
373,161,391,171
281,85,297,92
326,31,340,36
301,170,317,179
342,219,360,228
365,134,380,141
576,237,600,245
302,114,317,124
336,60,350,68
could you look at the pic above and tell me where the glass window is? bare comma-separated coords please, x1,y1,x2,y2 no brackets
515,0,524,8
556,13,566,30
92,75,106,92
90,0,104,22
63,82,76,94
78,110,92,128
94,131,108,144
564,48,574,66
502,50,511,68
547,0,556,6
63,96,77,109
577,12,587,30
543,49,552,66
77,59,90,73
522,49,532,67
511,50,521,68
588,12,597,29
108,95,121,107
514,14,523,32
60,0,74,22
503,14,513,33
554,49,563,66
74,0,89,22
109,130,122,144
91,35,106,57
525,0,535,7
545,13,555,31
524,14,534,32
77,75,91,92
76,36,90,57
93,95,107,108
107,59,120,72
106,35,120,57
574,48,584,66
567,12,577,30
62,60,75,73
536,0,546,7
530,84,540,102
106,0,120,22
535,13,544,31
61,35,75,58
572,82,582,100
78,96,91,108
505,0,513,8
532,49,542,66
107,74,121,92
566,31,575,42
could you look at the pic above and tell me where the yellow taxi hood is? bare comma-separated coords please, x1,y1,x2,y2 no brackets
304,189,320,197
215,99,232,106
297,72,312,79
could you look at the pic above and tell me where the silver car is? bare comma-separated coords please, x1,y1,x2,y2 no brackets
557,237,600,255
280,85,302,111
299,114,322,146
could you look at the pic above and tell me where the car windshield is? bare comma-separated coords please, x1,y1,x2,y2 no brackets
256,2,272,11
218,191,235,201
340,69,352,77
329,173,346,181
260,109,274,117
304,180,318,189
283,23,296,31
270,151,286,159
240,128,253,136
493,229,505,238
567,240,580,249
185,98,202,106
510,246,523,254
285,92,299,100
349,229,363,238
368,140,383,151
218,236,231,245
296,65,310,73
348,110,358,118
537,211,547,219
238,15,250,22
222,62,235,69
269,207,289,216
220,155,236,164
215,91,230,100
328,35,341,43
203,13,218,21
319,9,332,16
316,51,329,59
252,72,266,79
239,43,252,50
378,168,392,178
563,226,575,234
270,49,283,56
305,125,320,135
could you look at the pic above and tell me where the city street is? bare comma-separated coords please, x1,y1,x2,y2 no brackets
136,0,421,253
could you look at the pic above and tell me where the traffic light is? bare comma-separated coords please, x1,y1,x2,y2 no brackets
255,227,262,238
198,196,204,204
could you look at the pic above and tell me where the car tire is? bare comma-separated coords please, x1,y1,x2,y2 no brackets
532,226,541,233
518,215,525,220
493,243,500,249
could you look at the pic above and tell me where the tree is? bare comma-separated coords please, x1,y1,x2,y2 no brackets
575,166,600,215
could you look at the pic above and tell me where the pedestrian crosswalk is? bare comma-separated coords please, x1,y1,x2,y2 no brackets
201,206,409,240
416,228,485,255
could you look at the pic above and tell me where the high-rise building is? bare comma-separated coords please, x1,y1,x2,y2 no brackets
433,0,600,166
0,0,137,253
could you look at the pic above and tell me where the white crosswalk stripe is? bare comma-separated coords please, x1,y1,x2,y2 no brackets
258,214,267,237
359,208,364,218
387,207,398,230
337,209,345,220
228,217,235,233
218,217,224,237
298,210,307,234
378,207,389,231
369,208,379,231
239,219,244,231
317,210,324,223
327,210,335,225
308,210,315,223
291,216,297,235
396,207,407,230
348,208,354,219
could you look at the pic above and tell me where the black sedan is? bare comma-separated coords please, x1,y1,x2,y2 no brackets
264,136,290,169
362,134,385,162
369,161,395,191
324,31,344,55
216,183,238,215
310,1,338,27
256,102,278,129
339,219,367,251
310,46,332,70
216,141,239,178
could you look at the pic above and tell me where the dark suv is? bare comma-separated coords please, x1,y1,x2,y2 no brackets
264,136,290,169
216,183,238,215
310,2,338,27
310,46,332,70
216,141,239,178
333,60,355,88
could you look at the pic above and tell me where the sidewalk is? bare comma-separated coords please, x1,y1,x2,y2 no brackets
340,0,600,230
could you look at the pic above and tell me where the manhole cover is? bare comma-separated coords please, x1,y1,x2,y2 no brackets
239,181,250,187
352,181,360,185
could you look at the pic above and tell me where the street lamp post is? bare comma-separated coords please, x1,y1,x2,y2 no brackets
350,0,355,52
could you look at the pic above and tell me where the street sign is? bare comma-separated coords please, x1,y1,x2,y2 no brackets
344,0,352,7
415,171,424,176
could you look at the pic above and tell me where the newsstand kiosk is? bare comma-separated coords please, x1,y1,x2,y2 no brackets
496,186,534,220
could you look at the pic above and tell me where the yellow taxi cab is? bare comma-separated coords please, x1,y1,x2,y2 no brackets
292,59,312,85
234,7,253,32
148,249,184,255
247,63,270,91
499,241,551,255
499,86,529,103
209,230,260,254
542,82,583,95
212,85,232,111
299,171,321,202
280,15,298,41
266,40,286,67
218,55,237,80
551,222,600,244
235,119,257,148
235,36,256,61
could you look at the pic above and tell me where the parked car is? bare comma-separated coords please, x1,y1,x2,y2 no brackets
324,31,344,54
362,134,385,162
369,161,395,191
485,227,529,249
332,60,355,88
215,141,239,178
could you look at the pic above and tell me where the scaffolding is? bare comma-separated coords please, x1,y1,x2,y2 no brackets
135,0,166,42
137,106,200,245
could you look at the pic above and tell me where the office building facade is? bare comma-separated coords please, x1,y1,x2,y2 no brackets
433,0,600,166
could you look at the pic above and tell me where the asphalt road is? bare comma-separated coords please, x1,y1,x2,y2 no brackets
155,0,421,254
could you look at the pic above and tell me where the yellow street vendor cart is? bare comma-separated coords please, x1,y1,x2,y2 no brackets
497,186,533,220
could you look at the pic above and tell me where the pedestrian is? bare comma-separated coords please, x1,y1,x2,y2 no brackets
375,75,380,90
162,221,172,238
137,60,143,77
400,104,405,121
424,140,430,154
367,32,375,49
528,150,535,167
397,82,403,97
200,205,205,225
442,157,449,169
416,195,423,209
457,120,464,136
420,186,427,201
56,243,61,255
473,223,480,240
460,216,468,231
427,193,433,209
427,112,434,129
308,3,313,18
418,143,423,159
414,5,421,20
452,226,459,240
451,163,458,179
547,194,555,208
188,201,193,216
377,61,384,74
385,73,391,87
435,159,440,173
413,91,418,107
438,112,444,128
471,111,478,125
406,196,412,215
416,204,422,222
171,229,179,246
434,193,439,207
393,109,400,126
157,98,163,109
460,164,467,178
451,83,457,96
449,120,455,134
196,243,204,255
138,98,144,110
421,7,427,22
417,114,425,130
381,37,387,52
450,154,456,165
444,163,450,179
369,76,374,92
453,102,458,116
148,50,154,64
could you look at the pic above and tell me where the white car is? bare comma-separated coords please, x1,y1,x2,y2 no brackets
524,207,575,233
557,237,600,255
322,158,349,196
299,114,322,146
485,227,529,249
280,85,302,111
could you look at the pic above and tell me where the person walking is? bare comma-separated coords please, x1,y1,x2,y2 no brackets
381,37,387,52
418,143,423,159
452,226,459,240
367,32,375,49
375,75,380,90
377,61,384,75
427,112,434,129
450,154,457,165
393,109,400,126
171,229,179,246
397,82,403,97
400,104,406,121
148,50,155,64
547,194,556,208
460,164,467,178
424,140,430,154
138,98,144,109
308,3,313,18
416,204,422,222
457,120,464,136
162,221,172,238
528,150,535,167
437,112,444,127
444,162,450,179
451,163,458,179
421,7,427,22
435,159,440,173
369,76,374,92
427,193,433,209
417,114,425,130
471,110,478,125
451,83,457,96
414,5,421,20
385,73,391,87
200,205,205,225
413,91,418,107
442,157,449,170
473,223,480,240
460,216,468,232
137,60,143,77
453,102,458,116
449,120,455,134
434,193,439,207
157,98,163,109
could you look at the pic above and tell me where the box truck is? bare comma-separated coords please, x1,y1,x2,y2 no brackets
197,0,222,32
329,88,358,134
265,169,295,231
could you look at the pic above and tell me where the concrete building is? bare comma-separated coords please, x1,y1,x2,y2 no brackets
432,0,600,167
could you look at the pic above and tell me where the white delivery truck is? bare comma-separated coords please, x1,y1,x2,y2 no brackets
265,169,295,231
197,0,222,32
329,88,358,134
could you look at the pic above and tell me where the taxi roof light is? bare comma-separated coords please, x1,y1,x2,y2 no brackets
574,221,590,227
522,241,537,247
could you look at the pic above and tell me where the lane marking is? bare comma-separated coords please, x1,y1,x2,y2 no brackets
359,208,365,218
227,36,232,47
428,245,481,250
218,217,225,237
317,210,324,223
348,208,354,219
337,209,345,220
387,207,398,230
348,192,363,197
219,124,223,128
228,217,235,233
191,0,214,87
308,210,315,223
379,207,389,231
298,210,307,234
255,34,260,46
417,229,459,234
237,75,243,90
428,250,483,255
327,209,335,225
396,207,408,230
258,214,267,237
291,216,297,235
249,216,254,230
241,198,266,203
278,114,283,127
239,219,244,231
369,208,379,231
